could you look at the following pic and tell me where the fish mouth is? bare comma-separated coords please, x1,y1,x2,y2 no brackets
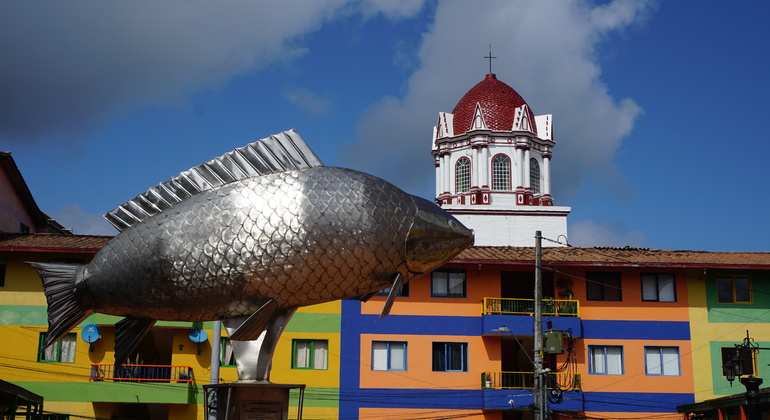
405,196,474,274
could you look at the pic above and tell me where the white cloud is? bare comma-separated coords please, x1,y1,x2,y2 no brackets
284,86,333,115
343,0,654,201
359,0,425,19
568,220,646,248
0,0,424,144
48,205,117,236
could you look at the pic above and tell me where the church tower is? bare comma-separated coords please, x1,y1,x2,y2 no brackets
432,73,570,246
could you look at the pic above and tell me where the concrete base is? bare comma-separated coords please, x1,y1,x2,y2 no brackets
203,383,306,420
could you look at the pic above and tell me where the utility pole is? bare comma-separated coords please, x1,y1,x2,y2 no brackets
533,231,547,420
211,320,221,384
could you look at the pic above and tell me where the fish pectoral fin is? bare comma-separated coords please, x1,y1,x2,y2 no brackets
357,291,379,302
379,273,404,319
227,299,280,341
114,318,156,369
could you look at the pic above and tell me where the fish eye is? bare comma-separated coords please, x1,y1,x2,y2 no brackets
448,220,457,229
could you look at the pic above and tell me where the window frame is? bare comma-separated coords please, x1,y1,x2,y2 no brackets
716,276,752,304
492,154,511,191
455,157,471,193
221,337,237,367
0,258,5,287
431,269,467,298
721,346,755,377
291,339,329,370
586,272,622,301
38,332,77,363
432,342,468,372
588,345,624,375
644,346,681,376
375,283,410,297
371,341,407,371
641,273,676,302
529,158,540,194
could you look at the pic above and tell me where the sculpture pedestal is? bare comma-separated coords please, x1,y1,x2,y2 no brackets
204,383,306,420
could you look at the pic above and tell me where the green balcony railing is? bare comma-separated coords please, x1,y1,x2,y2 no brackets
482,297,579,317
481,371,581,391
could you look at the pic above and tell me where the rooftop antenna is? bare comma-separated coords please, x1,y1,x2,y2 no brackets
484,43,497,74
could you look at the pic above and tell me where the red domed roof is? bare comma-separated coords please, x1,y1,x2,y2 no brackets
452,73,537,135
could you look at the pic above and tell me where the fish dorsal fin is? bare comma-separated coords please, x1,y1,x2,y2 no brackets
104,129,323,231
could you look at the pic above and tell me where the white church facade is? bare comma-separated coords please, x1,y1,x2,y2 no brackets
432,73,570,246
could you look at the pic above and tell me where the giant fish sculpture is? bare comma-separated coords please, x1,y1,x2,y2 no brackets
31,130,473,381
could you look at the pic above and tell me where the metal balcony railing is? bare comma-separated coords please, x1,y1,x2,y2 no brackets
482,297,579,317
89,364,193,383
481,371,581,391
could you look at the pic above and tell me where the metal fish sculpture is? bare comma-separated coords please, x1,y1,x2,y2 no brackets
30,130,473,381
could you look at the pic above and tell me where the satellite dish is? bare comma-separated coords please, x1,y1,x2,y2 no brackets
189,329,208,343
81,324,100,343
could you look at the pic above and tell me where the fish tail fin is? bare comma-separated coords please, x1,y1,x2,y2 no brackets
27,262,93,350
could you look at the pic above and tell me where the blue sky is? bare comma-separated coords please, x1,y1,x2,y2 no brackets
1,0,768,252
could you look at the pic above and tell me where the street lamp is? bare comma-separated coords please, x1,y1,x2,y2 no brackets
721,331,766,420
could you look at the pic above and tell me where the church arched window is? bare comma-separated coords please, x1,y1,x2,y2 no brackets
530,158,540,194
455,157,470,193
492,154,511,191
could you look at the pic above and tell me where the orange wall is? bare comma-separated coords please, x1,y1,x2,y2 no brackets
359,334,499,390
577,338,694,394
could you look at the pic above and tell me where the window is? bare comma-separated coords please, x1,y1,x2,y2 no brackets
292,339,328,369
645,347,680,376
589,346,623,375
586,272,622,301
721,346,755,377
0,258,5,287
375,283,409,297
431,270,466,298
492,154,511,190
529,158,540,194
372,341,407,371
432,342,467,372
455,157,471,193
717,276,751,303
642,273,676,302
38,333,76,363
221,337,236,367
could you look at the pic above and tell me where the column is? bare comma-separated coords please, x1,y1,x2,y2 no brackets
524,148,531,190
542,152,553,205
435,155,442,199
542,154,551,196
516,146,525,188
473,147,481,189
481,146,490,188
443,154,451,196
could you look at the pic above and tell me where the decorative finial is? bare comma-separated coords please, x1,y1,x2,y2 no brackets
484,43,497,74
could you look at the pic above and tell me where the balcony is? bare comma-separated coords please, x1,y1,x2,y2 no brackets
89,364,193,383
482,297,579,317
481,371,581,391
482,297,582,337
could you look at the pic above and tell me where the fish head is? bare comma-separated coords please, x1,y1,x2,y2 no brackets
405,196,474,275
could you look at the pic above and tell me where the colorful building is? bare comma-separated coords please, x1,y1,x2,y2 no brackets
339,247,770,419
5,232,770,419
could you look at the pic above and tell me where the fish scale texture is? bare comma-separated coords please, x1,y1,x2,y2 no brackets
83,167,415,321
